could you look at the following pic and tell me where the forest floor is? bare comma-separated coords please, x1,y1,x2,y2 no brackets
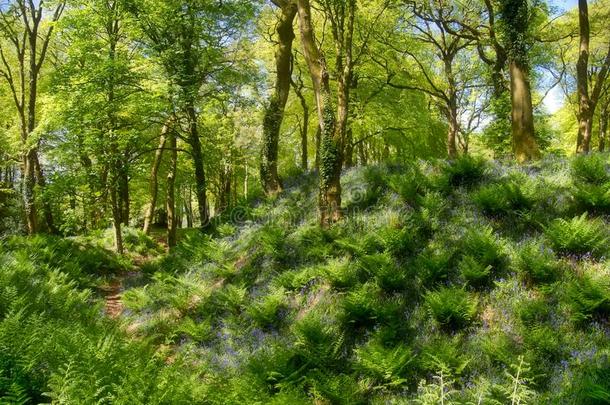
3,154,610,404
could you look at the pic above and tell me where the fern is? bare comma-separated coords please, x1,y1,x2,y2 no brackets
545,213,608,257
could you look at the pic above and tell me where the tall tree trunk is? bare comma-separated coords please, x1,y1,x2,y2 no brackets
119,153,130,226
184,185,194,228
33,153,57,233
600,100,608,152
292,75,309,171
314,125,321,171
344,128,354,168
445,56,459,159
260,0,297,195
186,102,209,227
23,149,37,234
143,120,170,234
167,131,178,248
576,0,592,153
297,0,342,226
509,60,540,162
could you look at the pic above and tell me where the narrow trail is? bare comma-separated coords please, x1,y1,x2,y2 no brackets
102,231,169,319
103,279,124,318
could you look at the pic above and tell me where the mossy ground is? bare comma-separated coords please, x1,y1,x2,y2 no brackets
2,154,610,403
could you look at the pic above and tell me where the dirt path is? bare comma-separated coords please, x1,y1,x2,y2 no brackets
102,279,124,318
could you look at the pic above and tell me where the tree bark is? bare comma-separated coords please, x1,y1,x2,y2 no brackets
33,153,57,233
297,0,342,226
575,0,610,153
291,73,309,171
143,120,171,234
186,102,209,228
576,0,592,153
600,99,608,152
260,1,297,195
509,60,540,162
167,131,178,248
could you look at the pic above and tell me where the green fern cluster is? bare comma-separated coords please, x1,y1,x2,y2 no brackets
545,213,608,257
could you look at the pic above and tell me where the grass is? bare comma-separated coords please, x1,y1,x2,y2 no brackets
3,154,610,403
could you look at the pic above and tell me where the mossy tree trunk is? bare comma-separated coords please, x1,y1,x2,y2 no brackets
261,0,298,195
297,0,343,226
499,0,540,162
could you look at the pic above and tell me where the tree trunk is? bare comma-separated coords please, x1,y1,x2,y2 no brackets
292,76,309,171
260,1,297,195
508,60,540,162
23,149,37,234
600,101,608,152
314,124,321,171
297,0,342,226
344,128,354,168
184,185,194,228
576,0,592,153
119,153,130,226
186,102,209,227
33,153,57,233
167,131,178,248
143,120,170,234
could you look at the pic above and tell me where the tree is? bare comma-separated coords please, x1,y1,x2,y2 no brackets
128,0,254,227
260,0,297,195
296,0,347,226
0,0,65,234
498,0,541,162
575,0,610,153
377,0,487,158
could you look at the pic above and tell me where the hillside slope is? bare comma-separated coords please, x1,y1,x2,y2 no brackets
3,154,610,403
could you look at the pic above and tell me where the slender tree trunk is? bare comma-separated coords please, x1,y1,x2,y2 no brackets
344,128,354,168
186,102,209,227
119,153,130,226
314,125,321,171
508,60,540,162
261,1,297,195
600,100,608,152
143,120,170,234
33,153,57,233
23,149,37,234
297,0,342,226
184,185,194,228
167,131,178,248
292,77,309,171
445,57,459,159
576,0,592,153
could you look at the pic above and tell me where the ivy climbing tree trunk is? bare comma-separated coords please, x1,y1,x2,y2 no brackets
260,0,297,195
291,65,309,172
297,0,342,226
143,119,171,235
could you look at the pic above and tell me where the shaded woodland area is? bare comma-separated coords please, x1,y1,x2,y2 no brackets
1,0,610,403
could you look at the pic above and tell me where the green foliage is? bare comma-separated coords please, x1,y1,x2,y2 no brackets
571,154,609,185
473,181,532,216
459,255,492,288
424,287,478,331
442,155,487,188
545,214,609,257
515,241,562,284
353,338,415,388
567,269,610,323
572,183,610,214
460,226,507,271
247,288,289,329
416,246,454,286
